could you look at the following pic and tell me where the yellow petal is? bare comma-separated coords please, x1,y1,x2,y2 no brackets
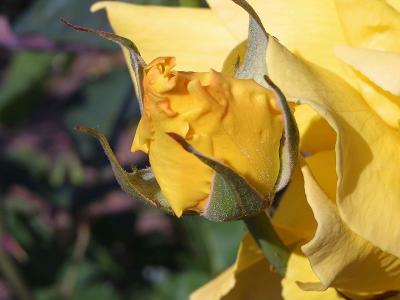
190,234,282,300
334,46,400,128
191,235,344,300
192,72,283,197
134,58,283,215
283,251,344,300
386,0,400,12
204,0,247,41
190,266,236,300
148,130,213,217
334,0,400,128
335,0,400,51
131,116,152,153
216,0,400,128
294,104,337,154
267,36,400,268
335,46,400,96
91,1,237,72
305,151,337,202
272,164,317,243
301,158,400,292
207,0,347,77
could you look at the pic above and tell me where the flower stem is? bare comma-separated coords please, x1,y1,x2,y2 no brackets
179,0,201,7
244,211,289,276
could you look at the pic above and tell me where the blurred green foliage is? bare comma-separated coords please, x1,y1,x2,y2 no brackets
0,0,244,299
0,52,54,125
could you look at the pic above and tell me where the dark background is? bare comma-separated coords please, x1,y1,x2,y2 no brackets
0,0,244,299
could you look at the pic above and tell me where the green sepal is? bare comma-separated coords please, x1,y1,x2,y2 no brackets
264,75,299,192
233,0,268,83
76,126,171,213
230,1,299,193
167,133,271,222
61,18,146,114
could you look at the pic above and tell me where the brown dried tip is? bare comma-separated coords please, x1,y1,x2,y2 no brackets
60,17,140,53
60,18,91,33
74,125,101,140
60,17,113,40
166,132,194,153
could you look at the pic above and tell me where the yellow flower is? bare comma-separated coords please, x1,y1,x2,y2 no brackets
92,0,400,298
132,56,283,216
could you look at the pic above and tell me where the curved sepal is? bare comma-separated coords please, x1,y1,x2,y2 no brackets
76,126,171,213
168,133,271,222
230,1,299,193
232,0,268,84
264,75,299,192
61,18,146,113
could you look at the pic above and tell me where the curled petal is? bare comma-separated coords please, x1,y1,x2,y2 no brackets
267,37,400,287
334,46,400,128
191,235,344,300
335,46,400,96
301,155,400,292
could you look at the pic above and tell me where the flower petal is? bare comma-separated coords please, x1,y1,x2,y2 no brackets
189,266,236,300
386,0,400,12
335,0,400,51
305,151,337,202
294,104,337,154
207,0,347,77
334,0,400,128
301,156,400,292
267,37,400,266
334,46,400,128
91,1,237,72
283,251,344,300
148,130,213,217
181,71,283,198
335,46,400,96
272,164,317,242
131,116,152,153
190,234,282,300
191,235,344,300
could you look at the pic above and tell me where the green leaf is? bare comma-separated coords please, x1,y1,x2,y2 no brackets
14,0,115,49
63,68,131,189
149,271,209,300
0,52,54,125
168,133,271,222
64,69,132,158
76,126,171,212
5,210,34,248
179,0,201,6
71,283,122,300
3,148,51,180
183,217,243,274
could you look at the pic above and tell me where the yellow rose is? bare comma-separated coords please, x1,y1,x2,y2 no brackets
91,0,400,298
133,56,283,216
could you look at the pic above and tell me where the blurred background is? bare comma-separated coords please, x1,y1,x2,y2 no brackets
0,0,244,299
